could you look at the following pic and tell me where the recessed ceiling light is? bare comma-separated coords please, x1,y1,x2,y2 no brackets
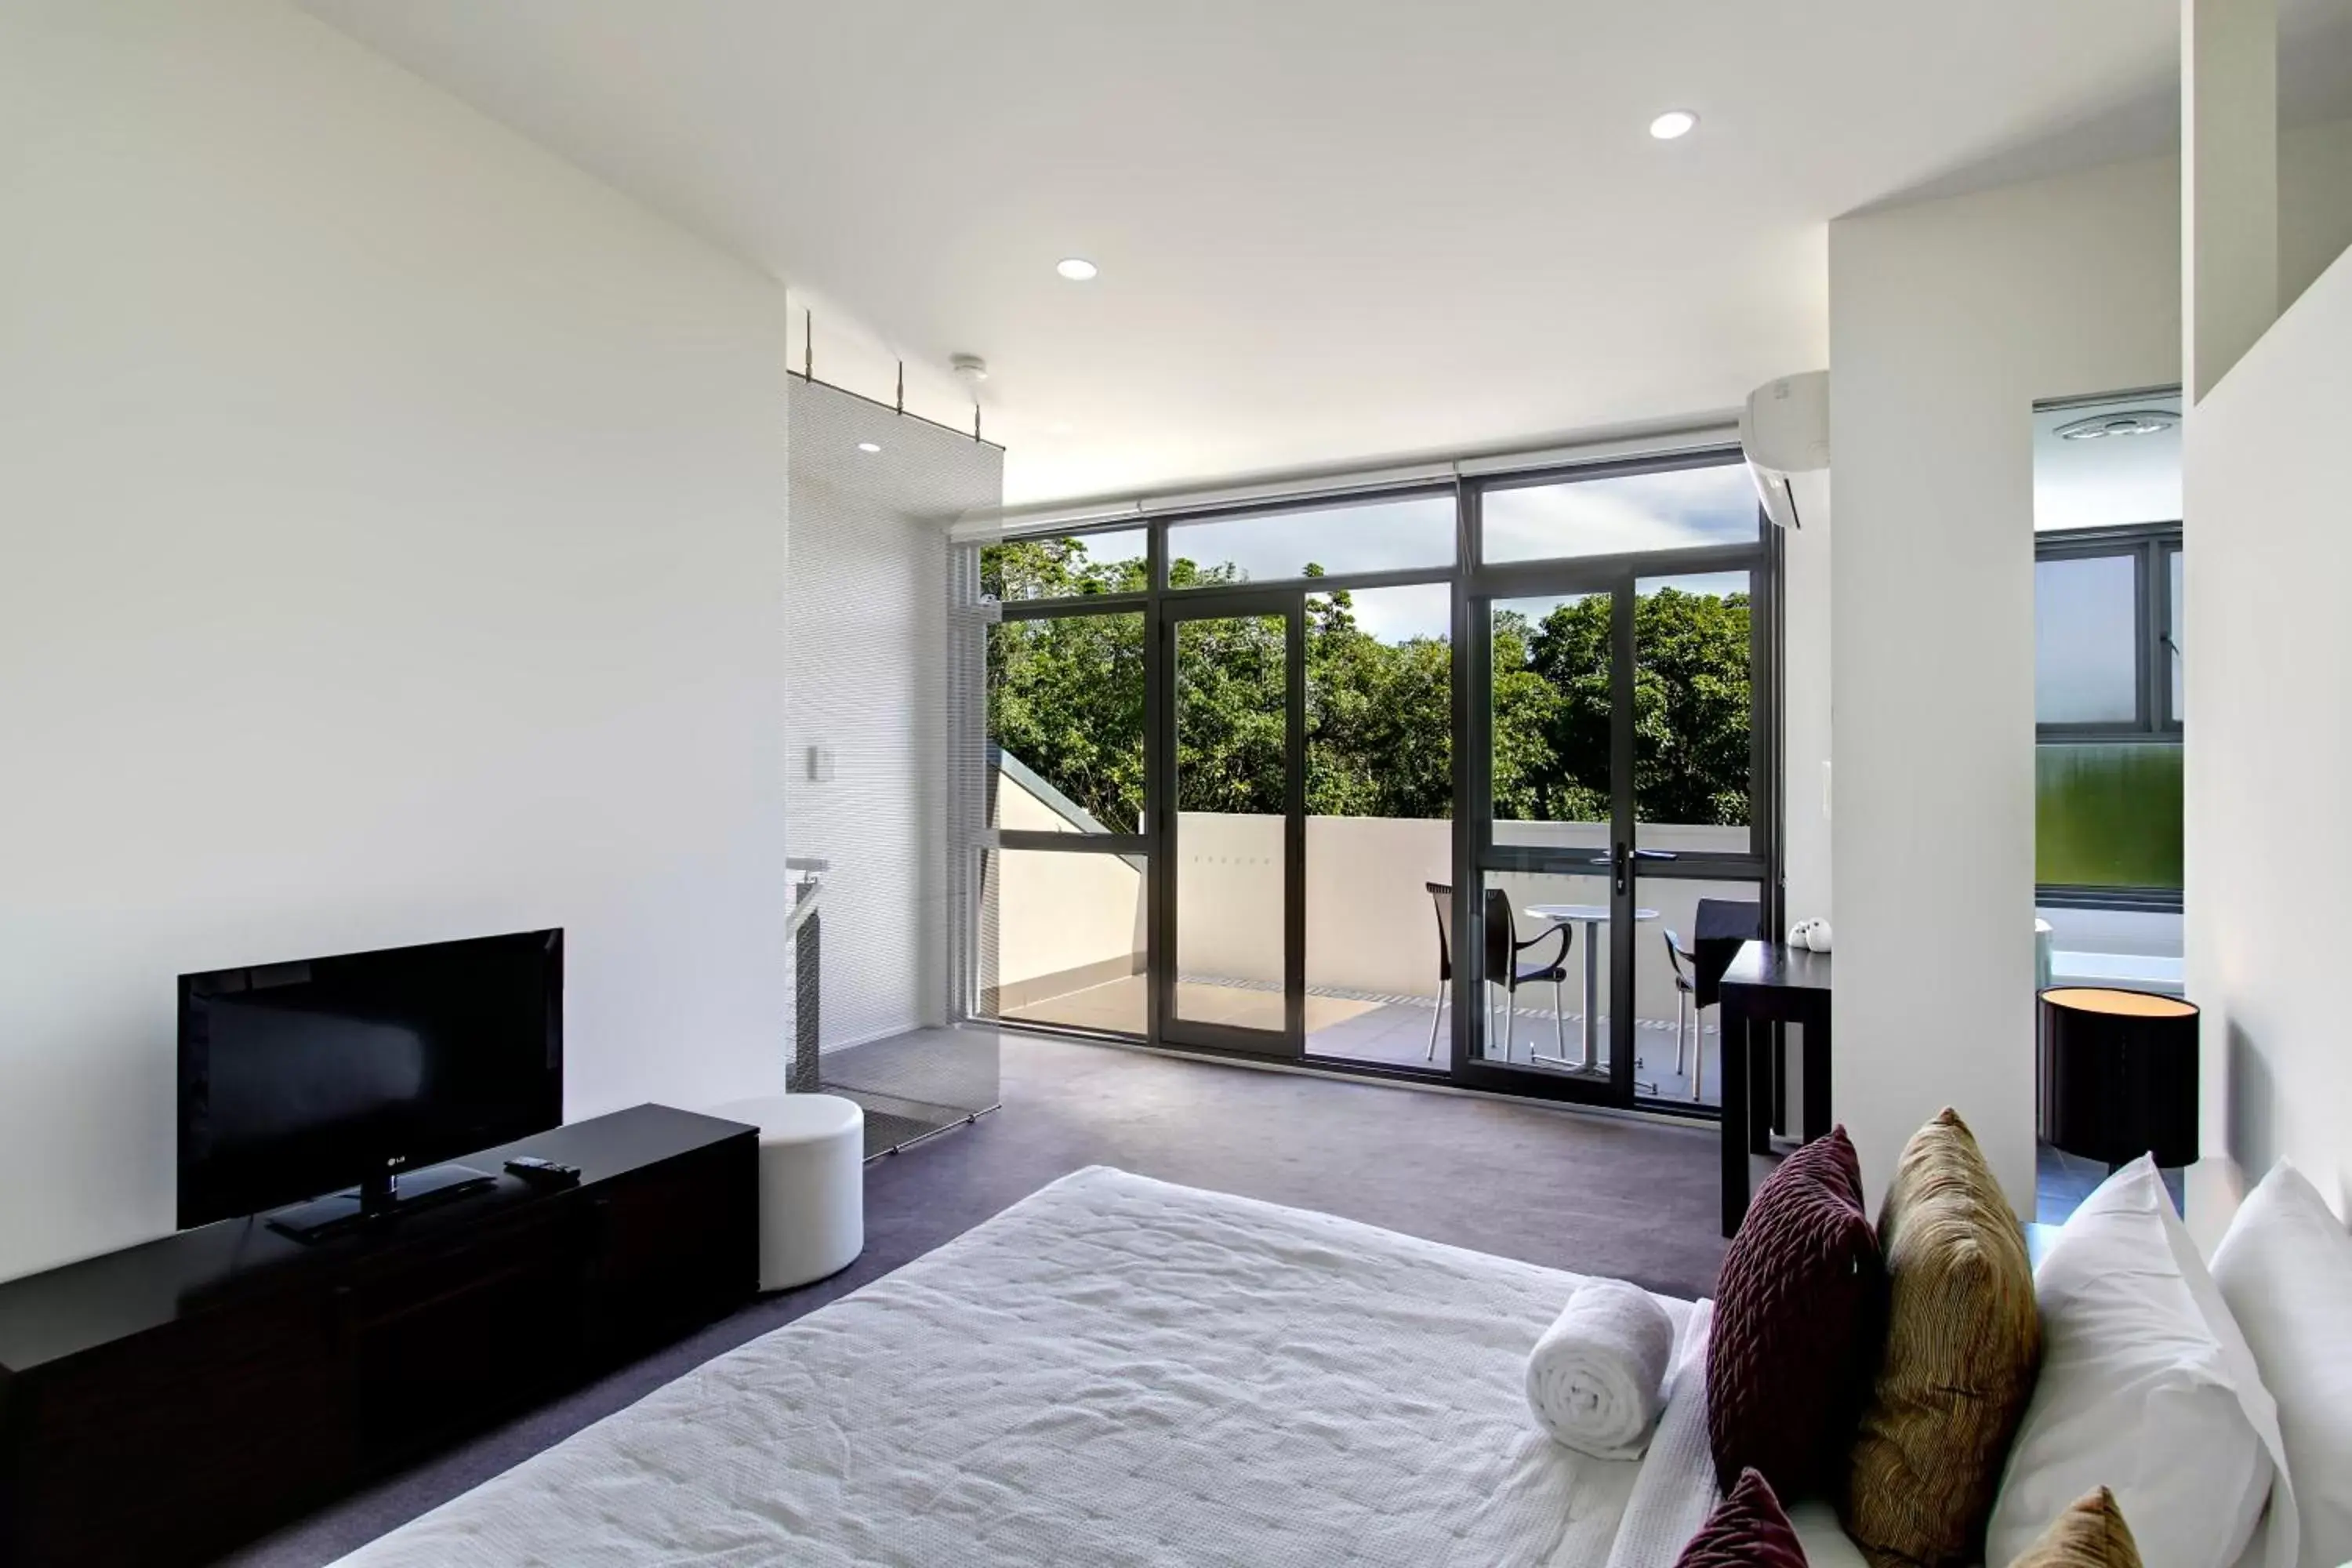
857,441,882,453
1055,257,1099,281
1649,110,1698,140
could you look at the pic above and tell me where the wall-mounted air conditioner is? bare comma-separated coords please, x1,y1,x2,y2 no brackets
1740,370,1828,529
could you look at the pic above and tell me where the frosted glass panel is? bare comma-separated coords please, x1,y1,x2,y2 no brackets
2035,554,2138,724
787,376,1002,1152
2036,743,2183,890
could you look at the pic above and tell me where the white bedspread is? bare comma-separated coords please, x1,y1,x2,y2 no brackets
338,1166,1723,1567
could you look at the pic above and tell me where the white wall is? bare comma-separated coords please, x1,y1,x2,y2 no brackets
1831,156,2183,1212
1828,118,2352,1215
1781,470,1835,930
2282,125,2352,310
0,0,793,1279
2184,241,2352,1221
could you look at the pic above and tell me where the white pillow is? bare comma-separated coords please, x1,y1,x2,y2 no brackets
1987,1157,2297,1568
2213,1160,2352,1568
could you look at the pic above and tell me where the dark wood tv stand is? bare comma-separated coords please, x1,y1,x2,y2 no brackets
0,1105,757,1567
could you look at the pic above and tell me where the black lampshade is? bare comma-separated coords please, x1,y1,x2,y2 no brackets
2038,986,2200,1169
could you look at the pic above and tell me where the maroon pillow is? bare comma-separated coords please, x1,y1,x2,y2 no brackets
1705,1124,1885,1497
1678,1468,1809,1566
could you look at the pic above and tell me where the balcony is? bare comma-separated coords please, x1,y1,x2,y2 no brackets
982,758,1744,1107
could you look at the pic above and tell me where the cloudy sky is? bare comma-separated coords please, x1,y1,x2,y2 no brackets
1073,463,1761,642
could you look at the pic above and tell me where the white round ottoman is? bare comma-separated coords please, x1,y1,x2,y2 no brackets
708,1094,865,1291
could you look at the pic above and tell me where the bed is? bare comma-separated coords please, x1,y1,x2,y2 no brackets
336,1167,1863,1566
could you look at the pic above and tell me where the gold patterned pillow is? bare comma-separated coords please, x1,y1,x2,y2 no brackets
1842,1109,2041,1567
2010,1489,2142,1568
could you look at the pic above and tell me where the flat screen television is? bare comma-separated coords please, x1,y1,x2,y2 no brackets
178,929,563,1236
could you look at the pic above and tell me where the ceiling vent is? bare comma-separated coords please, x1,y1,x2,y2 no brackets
2054,408,2179,441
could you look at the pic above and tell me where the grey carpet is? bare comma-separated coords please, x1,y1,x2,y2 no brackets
225,1030,1726,1566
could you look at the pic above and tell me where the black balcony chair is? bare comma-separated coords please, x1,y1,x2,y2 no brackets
1423,884,1573,1064
1660,897,1762,1102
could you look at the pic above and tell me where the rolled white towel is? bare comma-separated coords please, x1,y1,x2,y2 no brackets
1524,1277,1677,1461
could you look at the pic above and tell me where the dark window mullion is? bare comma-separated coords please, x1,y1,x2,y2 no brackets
2135,542,2158,735
999,591,1152,620
2158,539,2184,733
1450,477,1479,1072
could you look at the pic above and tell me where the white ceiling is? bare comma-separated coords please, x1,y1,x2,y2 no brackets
2034,393,2184,532
303,1,2352,505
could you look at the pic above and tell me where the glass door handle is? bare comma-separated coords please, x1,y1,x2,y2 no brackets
1626,846,1678,895
1590,842,1678,894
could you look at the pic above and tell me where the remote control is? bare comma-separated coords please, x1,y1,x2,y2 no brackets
504,1155,581,1186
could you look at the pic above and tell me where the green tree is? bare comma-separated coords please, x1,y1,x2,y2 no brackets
985,611,1147,831
981,535,1147,600
1173,611,1286,814
1628,588,1751,826
1515,598,1616,823
1305,580,1451,818
982,539,1751,836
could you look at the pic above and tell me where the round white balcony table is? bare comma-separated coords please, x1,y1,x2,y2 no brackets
1523,904,1660,1071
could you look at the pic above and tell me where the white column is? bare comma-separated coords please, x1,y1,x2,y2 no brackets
2183,0,2278,402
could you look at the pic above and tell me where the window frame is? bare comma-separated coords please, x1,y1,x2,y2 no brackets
985,601,1151,853
965,449,1780,1116
2034,520,2182,911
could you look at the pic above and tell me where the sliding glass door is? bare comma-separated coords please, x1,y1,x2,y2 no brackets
970,450,1774,1117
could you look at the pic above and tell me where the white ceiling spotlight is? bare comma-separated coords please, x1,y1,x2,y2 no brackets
856,441,881,453
1649,109,1699,140
1055,257,1099,281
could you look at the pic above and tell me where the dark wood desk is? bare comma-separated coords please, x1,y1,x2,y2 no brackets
1719,940,1833,1236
